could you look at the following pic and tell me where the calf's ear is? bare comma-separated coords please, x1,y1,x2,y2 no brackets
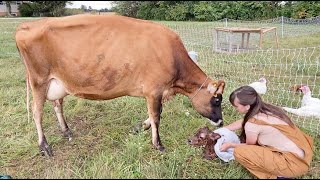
199,132,207,139
209,133,221,141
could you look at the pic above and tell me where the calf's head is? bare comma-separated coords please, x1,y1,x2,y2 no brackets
188,126,221,160
191,80,225,127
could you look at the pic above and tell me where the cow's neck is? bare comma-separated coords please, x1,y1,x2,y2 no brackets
174,62,208,97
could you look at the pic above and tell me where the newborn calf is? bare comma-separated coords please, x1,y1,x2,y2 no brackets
188,126,221,160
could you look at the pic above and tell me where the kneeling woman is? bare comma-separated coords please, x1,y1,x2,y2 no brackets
220,85,314,179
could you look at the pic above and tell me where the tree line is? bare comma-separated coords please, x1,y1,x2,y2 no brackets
6,1,320,20
111,1,320,21
17,1,72,17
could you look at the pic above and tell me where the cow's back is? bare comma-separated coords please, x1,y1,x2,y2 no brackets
15,14,191,100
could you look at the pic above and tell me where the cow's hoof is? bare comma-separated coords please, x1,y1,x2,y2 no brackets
131,122,143,134
63,129,73,141
159,146,165,152
39,145,54,157
142,123,151,130
154,145,165,152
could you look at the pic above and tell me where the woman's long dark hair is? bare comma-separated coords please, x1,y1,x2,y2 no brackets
229,86,294,143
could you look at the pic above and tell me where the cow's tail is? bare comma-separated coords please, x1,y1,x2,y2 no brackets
26,72,30,123
16,43,31,123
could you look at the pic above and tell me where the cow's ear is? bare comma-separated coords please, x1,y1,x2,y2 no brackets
207,83,217,94
216,81,225,94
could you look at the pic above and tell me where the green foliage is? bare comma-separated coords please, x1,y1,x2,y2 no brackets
193,1,218,21
165,3,189,21
17,3,34,17
31,1,71,17
136,1,157,20
113,1,320,21
16,1,72,17
111,1,141,17
11,1,320,19
291,1,320,19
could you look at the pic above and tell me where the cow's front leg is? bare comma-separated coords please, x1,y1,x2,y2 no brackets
146,95,164,152
52,98,72,140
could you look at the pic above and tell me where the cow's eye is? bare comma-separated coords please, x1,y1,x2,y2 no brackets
211,95,222,106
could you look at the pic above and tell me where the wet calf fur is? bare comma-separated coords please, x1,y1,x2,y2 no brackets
188,126,221,160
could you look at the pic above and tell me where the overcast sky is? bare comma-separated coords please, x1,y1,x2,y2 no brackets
66,1,113,10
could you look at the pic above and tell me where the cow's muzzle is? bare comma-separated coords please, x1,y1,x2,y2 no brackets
209,119,223,127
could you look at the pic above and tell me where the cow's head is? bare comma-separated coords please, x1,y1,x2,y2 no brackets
191,80,225,127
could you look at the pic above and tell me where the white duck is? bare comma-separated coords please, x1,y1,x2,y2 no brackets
248,77,267,95
283,85,320,118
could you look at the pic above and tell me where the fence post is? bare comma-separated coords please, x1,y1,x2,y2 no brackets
225,18,228,27
281,16,284,38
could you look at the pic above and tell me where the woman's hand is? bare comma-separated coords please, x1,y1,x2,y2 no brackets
220,142,233,152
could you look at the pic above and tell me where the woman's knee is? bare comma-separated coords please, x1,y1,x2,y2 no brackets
233,145,261,162
233,146,248,161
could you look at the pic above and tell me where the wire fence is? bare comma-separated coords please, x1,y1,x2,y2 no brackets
161,17,320,135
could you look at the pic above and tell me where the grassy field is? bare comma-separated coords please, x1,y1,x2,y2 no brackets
0,17,320,179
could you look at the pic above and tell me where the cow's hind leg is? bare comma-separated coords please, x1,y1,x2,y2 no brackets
146,94,164,152
52,98,72,140
32,86,54,157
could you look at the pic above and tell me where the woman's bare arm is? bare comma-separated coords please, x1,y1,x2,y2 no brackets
223,119,243,131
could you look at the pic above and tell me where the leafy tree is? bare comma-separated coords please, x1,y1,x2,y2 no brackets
18,2,34,17
80,5,87,11
111,1,141,17
99,8,110,12
194,2,214,21
280,1,294,17
136,1,158,20
31,1,72,17
165,3,188,21
110,1,320,21
291,1,320,19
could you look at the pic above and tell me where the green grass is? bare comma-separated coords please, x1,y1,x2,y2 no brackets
0,18,320,178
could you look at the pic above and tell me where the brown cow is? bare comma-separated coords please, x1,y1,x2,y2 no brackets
15,14,225,157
